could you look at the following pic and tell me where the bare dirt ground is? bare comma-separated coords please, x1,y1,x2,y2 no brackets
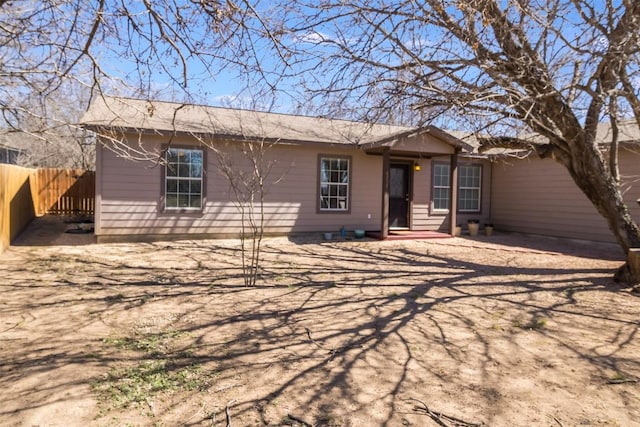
1,216,639,426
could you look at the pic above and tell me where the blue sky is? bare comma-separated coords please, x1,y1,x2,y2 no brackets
84,0,635,127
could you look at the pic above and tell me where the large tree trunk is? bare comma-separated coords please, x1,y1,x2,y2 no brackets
555,137,640,284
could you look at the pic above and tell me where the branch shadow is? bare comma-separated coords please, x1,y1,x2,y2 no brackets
0,236,638,426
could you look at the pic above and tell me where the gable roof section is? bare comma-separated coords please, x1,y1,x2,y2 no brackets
359,126,474,153
596,119,640,145
0,132,32,151
80,96,468,151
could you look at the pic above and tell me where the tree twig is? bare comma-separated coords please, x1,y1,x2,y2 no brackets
214,382,245,393
225,399,236,427
285,413,313,426
406,398,484,427
607,378,638,384
304,327,343,360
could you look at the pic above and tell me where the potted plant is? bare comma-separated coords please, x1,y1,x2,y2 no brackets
454,224,462,237
467,219,480,236
485,222,494,236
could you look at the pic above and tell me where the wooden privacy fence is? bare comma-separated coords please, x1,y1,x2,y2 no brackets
36,168,95,215
0,165,95,252
0,164,36,252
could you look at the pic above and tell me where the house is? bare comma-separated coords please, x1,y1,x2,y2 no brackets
80,96,639,244
0,130,95,169
488,121,640,243
0,136,23,165
80,96,490,242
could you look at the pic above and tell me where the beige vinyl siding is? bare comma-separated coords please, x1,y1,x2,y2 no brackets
410,157,493,232
380,134,458,232
455,158,492,229
621,147,640,227
367,131,459,232
412,158,446,231
490,150,640,243
392,134,455,155
411,162,433,230
96,134,382,240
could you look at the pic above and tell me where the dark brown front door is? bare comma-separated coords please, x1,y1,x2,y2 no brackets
389,163,410,228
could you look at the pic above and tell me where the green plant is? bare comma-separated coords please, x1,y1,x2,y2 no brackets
93,361,206,408
102,331,186,355
513,317,547,330
611,371,628,381
95,330,207,413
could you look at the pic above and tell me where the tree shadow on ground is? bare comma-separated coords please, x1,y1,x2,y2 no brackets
0,237,638,426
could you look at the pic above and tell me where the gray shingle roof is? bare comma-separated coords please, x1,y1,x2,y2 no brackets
448,120,640,156
82,96,638,153
80,96,415,146
596,119,640,144
0,132,43,152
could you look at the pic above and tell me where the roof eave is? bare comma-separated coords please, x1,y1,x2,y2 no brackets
359,125,474,152
83,123,362,149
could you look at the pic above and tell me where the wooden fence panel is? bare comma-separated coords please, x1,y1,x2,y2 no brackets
36,169,95,216
1,166,94,252
0,164,38,252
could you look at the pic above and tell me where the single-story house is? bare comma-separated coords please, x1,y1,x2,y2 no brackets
0,137,23,165
80,96,640,244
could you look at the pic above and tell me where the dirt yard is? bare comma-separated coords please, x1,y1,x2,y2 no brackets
1,218,639,426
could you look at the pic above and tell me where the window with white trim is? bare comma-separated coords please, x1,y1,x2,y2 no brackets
432,163,450,211
319,156,350,211
458,164,481,212
164,147,204,210
431,163,482,213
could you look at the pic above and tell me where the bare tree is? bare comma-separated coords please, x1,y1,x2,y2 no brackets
3,82,96,169
0,0,275,157
242,0,640,282
206,139,278,287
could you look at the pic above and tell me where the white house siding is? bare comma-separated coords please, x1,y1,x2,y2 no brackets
490,149,640,243
96,134,383,241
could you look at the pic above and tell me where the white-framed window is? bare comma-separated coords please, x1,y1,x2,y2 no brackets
164,147,204,210
318,156,350,212
431,162,482,213
432,163,450,211
458,164,482,212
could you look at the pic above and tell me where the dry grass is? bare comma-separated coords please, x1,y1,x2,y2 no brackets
1,227,639,426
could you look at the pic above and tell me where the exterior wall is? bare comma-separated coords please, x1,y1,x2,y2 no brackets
410,156,493,232
411,157,438,230
0,145,21,165
96,134,383,240
490,149,640,243
392,133,455,155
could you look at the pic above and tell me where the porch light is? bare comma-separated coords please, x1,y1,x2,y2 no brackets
637,198,640,206
414,162,421,172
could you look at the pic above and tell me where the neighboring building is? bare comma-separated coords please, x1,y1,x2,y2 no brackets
0,130,95,170
81,96,640,244
0,138,23,165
